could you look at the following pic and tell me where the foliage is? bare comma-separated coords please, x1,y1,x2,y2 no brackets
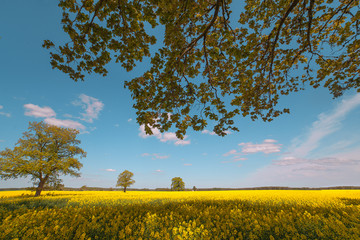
171,177,185,191
44,0,360,138
1,190,360,239
116,170,135,192
0,121,86,197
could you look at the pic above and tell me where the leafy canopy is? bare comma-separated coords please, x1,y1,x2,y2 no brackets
0,121,86,196
44,0,360,138
171,177,185,191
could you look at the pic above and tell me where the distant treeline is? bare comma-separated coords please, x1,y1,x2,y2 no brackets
1,186,360,191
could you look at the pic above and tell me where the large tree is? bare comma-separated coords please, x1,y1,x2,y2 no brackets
44,0,360,138
116,170,135,192
0,121,86,197
171,177,185,191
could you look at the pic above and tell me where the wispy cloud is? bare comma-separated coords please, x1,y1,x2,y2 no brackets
0,105,11,117
223,149,237,157
74,94,104,123
153,153,169,159
142,153,170,159
128,118,132,122
222,149,247,163
289,94,360,158
239,139,282,154
24,104,56,118
233,156,247,161
104,169,116,172
153,169,164,175
244,94,360,187
139,125,191,145
44,118,86,130
184,163,192,166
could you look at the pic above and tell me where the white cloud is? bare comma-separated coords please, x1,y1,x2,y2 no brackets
0,112,11,117
114,124,120,127
139,125,191,145
243,94,360,187
45,118,86,130
0,105,11,117
174,136,191,145
128,118,132,122
153,169,164,175
74,94,104,123
239,139,282,154
202,129,232,135
184,163,192,166
245,152,360,187
233,157,247,161
153,153,170,159
223,149,237,157
222,149,247,163
161,132,178,142
23,103,86,131
24,104,56,118
104,169,116,172
139,125,162,139
202,130,216,135
142,153,170,159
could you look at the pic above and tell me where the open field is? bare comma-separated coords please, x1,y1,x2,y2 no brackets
1,190,360,239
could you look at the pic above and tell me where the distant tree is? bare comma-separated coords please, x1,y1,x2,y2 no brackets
0,121,86,197
80,185,88,191
171,177,185,191
192,186,197,191
116,170,135,192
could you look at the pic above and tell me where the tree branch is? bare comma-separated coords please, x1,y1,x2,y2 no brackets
307,0,314,52
178,0,221,60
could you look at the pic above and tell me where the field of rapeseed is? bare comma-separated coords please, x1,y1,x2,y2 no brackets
1,190,360,239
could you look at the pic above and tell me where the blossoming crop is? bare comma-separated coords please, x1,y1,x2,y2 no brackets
1,190,360,239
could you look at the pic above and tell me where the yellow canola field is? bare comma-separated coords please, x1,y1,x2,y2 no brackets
1,190,360,239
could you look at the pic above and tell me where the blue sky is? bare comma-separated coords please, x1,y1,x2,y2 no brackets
1,0,359,189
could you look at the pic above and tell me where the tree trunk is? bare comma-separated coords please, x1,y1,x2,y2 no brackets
35,179,46,197
124,186,127,193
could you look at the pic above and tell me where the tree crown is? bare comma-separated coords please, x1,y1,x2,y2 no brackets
0,121,86,187
171,177,185,191
44,0,360,138
116,170,135,188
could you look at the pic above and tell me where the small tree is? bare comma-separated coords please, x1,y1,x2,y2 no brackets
0,121,86,197
116,170,135,192
171,177,185,191
192,186,197,191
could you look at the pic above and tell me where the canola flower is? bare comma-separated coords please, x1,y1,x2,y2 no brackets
1,190,360,239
